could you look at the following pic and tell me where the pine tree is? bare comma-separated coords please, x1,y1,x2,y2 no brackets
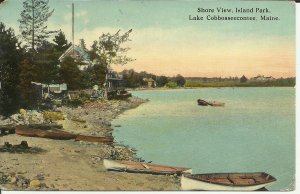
18,57,38,107
35,41,60,84
0,22,23,115
53,30,71,54
59,56,83,90
18,0,55,50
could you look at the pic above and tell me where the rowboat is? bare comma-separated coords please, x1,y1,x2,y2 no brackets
103,159,192,175
210,101,225,107
181,172,276,191
197,99,225,107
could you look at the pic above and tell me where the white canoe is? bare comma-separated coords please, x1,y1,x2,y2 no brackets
103,159,192,175
181,172,276,191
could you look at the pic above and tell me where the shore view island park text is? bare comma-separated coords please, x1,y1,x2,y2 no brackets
0,0,295,191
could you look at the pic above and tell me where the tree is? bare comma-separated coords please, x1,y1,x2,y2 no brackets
18,0,55,50
59,56,83,90
53,30,71,54
156,76,168,87
18,56,38,107
93,29,134,97
173,74,186,87
240,75,248,83
79,39,87,50
35,41,60,84
0,23,23,115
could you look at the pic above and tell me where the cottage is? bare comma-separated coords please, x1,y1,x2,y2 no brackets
58,45,91,70
143,78,156,88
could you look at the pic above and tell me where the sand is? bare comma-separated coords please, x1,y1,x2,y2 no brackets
0,97,180,191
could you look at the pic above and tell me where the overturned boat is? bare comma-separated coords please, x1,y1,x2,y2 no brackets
15,125,77,140
181,172,276,191
75,135,113,143
16,125,113,142
103,159,192,175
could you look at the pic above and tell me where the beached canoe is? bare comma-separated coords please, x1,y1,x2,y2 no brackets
181,172,276,191
75,135,113,143
103,159,192,175
15,125,77,140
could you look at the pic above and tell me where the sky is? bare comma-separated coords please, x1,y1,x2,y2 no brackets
0,0,295,78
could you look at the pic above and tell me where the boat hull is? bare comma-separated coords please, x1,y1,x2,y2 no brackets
181,173,276,191
103,159,192,175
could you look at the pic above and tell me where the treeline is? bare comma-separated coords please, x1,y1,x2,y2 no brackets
185,77,295,87
120,69,186,88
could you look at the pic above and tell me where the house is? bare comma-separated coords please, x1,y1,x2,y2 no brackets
143,78,156,88
107,69,124,92
251,75,275,82
58,45,92,70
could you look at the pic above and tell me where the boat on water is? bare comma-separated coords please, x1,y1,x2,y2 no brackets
181,172,276,191
103,159,192,175
197,99,225,107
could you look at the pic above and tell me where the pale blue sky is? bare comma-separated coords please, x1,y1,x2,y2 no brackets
0,0,295,77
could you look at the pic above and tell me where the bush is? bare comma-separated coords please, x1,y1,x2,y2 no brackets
165,82,177,88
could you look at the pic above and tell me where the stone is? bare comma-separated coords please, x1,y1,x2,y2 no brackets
10,176,17,184
29,179,41,188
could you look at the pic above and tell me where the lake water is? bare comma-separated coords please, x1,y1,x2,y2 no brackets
112,87,295,191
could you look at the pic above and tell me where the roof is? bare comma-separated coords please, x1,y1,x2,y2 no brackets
58,45,91,64
143,78,155,82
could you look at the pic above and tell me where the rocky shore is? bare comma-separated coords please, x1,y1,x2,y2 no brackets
0,96,180,191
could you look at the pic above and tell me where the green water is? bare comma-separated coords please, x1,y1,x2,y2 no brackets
112,87,295,191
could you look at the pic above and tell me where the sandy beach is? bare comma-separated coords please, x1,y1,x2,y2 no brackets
0,97,180,191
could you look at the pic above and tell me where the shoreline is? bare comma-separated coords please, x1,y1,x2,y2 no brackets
0,96,180,191
128,86,295,92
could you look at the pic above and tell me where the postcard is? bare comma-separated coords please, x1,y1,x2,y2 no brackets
0,0,295,191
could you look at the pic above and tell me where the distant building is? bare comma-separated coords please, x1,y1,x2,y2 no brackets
143,78,156,88
250,75,275,82
58,45,92,70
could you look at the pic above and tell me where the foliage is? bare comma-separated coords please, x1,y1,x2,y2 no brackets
18,57,38,107
66,92,90,107
165,81,177,88
120,69,157,88
18,0,55,50
93,29,134,69
172,74,186,87
79,39,87,50
156,76,169,87
35,41,60,84
81,64,106,88
59,56,83,90
240,75,248,83
0,23,23,115
53,30,71,54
